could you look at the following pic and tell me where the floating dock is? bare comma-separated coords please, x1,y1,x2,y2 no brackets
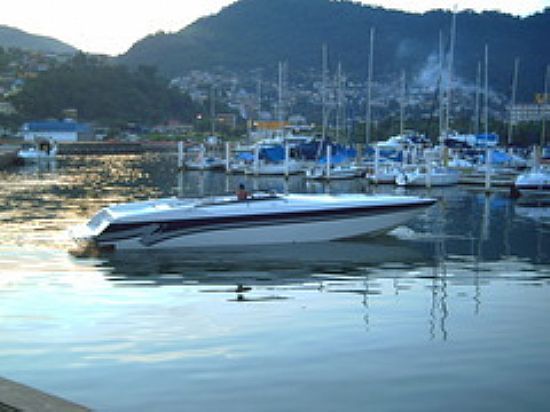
58,141,144,155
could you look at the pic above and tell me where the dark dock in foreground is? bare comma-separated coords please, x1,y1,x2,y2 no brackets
0,145,18,169
0,377,90,411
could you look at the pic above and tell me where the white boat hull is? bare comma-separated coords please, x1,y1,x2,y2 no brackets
103,208,424,249
396,170,459,187
514,169,550,192
72,193,435,251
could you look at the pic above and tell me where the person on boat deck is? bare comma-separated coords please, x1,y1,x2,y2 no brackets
236,183,249,201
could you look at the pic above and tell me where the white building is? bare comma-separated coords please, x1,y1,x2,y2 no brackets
509,104,550,125
22,120,93,142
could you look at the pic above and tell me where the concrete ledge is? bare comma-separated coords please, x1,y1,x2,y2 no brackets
0,378,90,412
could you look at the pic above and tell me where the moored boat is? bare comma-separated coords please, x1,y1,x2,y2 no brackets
71,192,436,250
512,167,550,195
396,164,460,187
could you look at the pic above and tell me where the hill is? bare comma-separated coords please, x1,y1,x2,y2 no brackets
119,0,550,100
8,54,199,126
0,25,77,54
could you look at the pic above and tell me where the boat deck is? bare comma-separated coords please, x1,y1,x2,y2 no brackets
0,377,90,412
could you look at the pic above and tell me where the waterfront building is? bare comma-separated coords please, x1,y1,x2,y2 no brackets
22,120,93,142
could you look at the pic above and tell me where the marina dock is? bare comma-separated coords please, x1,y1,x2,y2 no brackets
58,141,145,155
0,145,18,169
0,377,90,412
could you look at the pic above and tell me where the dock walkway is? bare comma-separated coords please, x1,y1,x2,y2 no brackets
0,145,18,169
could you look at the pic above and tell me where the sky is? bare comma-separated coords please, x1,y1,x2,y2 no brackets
1,0,548,56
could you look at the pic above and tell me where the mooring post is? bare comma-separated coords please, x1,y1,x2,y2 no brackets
177,141,184,171
284,142,290,178
484,147,492,191
253,144,259,176
225,141,230,173
374,145,380,184
326,144,332,180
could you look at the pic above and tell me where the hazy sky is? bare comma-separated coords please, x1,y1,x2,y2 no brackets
1,0,548,56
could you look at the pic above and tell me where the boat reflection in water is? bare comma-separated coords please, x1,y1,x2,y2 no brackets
88,237,433,288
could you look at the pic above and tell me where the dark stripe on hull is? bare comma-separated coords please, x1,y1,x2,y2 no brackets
516,185,550,191
96,200,435,247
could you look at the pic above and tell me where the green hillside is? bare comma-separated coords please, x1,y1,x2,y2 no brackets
8,54,198,126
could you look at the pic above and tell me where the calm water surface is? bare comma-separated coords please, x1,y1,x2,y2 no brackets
1,154,549,411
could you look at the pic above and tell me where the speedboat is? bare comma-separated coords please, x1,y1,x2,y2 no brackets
71,192,436,250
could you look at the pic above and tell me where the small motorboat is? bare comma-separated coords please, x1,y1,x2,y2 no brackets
513,167,550,194
184,156,226,171
244,160,305,176
71,192,436,250
305,164,364,180
366,163,402,184
396,164,460,187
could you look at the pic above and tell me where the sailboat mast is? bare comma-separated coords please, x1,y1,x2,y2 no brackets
445,8,457,139
484,44,489,138
474,61,481,135
278,61,283,123
366,27,375,145
322,44,328,141
336,62,342,142
438,30,445,141
542,64,550,147
400,70,406,136
210,84,216,136
507,57,520,146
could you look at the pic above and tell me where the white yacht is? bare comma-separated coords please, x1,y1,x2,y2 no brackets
71,192,436,250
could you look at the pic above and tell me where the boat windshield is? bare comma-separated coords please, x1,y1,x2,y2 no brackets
87,209,112,231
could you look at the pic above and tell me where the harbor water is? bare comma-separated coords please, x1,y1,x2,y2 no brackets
1,154,549,411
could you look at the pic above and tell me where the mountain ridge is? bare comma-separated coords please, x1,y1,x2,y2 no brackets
119,0,550,99
0,25,77,54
